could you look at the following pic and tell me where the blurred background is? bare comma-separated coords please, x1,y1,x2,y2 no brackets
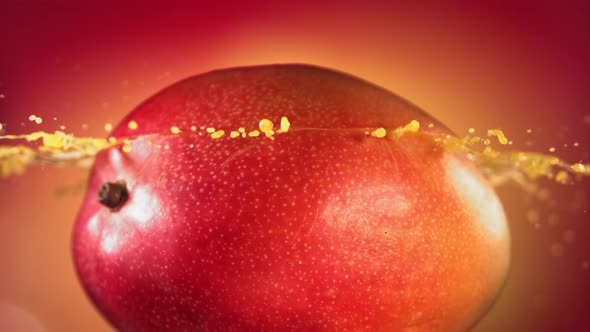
0,1,588,331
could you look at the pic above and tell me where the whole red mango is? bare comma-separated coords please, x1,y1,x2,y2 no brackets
73,65,509,331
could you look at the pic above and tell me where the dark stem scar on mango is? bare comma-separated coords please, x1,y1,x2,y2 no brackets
98,182,129,211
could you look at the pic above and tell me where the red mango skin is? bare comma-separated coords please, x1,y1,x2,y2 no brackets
73,65,510,332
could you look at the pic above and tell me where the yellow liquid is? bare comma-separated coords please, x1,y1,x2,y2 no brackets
1,116,589,187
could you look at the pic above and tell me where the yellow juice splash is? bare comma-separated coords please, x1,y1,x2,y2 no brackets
2,115,589,261
1,116,589,186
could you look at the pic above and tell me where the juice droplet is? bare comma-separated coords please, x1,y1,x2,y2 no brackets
487,129,509,145
259,119,274,133
405,120,420,132
571,163,589,174
280,116,291,133
371,128,387,138
211,130,225,139
390,120,420,140
259,119,275,139
128,121,138,130
554,171,569,184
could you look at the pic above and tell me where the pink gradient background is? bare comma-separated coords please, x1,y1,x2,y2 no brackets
1,1,589,331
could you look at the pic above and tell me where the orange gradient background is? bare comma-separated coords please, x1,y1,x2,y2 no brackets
1,1,589,331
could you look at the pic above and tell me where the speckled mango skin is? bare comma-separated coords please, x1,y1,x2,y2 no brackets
73,65,510,332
